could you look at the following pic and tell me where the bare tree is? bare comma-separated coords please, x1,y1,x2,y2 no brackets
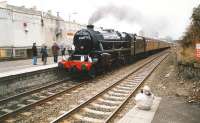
181,4,200,47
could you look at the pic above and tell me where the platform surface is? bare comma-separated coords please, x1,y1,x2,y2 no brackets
152,96,200,123
118,97,161,123
0,56,65,78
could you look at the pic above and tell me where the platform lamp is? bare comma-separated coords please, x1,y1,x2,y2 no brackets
68,12,78,33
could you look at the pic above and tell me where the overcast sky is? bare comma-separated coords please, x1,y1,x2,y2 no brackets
6,0,200,39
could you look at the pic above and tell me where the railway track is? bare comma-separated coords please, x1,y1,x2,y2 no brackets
51,52,168,123
0,78,86,121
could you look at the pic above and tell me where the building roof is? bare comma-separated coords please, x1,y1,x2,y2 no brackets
7,4,41,15
0,1,63,20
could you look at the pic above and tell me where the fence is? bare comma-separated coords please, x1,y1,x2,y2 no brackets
177,62,200,80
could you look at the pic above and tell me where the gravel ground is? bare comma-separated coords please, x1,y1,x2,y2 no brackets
149,50,200,123
5,53,159,123
0,78,68,100
112,49,200,123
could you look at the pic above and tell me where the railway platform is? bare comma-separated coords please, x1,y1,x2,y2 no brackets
0,56,68,97
0,56,63,75
118,97,161,123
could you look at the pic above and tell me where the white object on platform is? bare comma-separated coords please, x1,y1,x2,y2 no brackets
118,97,161,123
135,92,154,110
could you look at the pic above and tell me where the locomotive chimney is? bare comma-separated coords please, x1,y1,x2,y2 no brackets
87,25,94,30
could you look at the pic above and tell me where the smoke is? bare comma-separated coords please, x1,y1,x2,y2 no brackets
88,4,170,38
88,5,142,25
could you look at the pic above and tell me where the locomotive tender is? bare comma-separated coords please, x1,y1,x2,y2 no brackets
59,25,170,78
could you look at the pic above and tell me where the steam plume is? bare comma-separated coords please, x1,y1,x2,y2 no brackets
88,5,142,25
88,5,169,38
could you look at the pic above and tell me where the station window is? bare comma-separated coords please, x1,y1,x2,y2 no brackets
15,49,26,57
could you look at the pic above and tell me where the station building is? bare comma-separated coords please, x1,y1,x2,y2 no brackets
0,1,83,59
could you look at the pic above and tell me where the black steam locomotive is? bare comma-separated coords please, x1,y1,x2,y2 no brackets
59,25,170,78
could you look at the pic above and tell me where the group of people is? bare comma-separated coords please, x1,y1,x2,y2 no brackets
32,42,66,65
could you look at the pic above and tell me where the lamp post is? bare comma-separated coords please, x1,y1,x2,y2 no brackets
68,12,78,32
67,12,78,45
68,12,78,23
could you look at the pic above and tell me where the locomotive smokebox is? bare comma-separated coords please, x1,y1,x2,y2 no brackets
87,25,94,30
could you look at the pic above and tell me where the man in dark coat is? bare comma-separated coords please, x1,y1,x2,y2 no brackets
41,45,48,65
52,42,60,63
32,43,38,65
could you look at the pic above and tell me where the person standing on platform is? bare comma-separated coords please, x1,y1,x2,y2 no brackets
32,43,38,65
41,45,48,65
67,44,75,56
61,47,66,59
41,45,45,62
52,42,60,63
60,44,66,59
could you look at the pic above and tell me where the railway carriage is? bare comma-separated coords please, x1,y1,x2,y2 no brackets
134,36,146,55
59,25,170,78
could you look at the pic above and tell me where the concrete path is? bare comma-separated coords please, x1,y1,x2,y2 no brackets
118,97,161,123
152,96,200,123
0,64,58,78
0,56,65,73
0,56,70,78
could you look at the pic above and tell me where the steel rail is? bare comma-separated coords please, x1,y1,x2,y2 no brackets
0,78,70,104
50,51,168,123
0,80,86,121
104,53,169,123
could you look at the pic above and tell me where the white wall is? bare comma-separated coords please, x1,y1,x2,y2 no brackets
0,19,13,47
12,12,43,47
0,7,83,48
0,8,13,47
